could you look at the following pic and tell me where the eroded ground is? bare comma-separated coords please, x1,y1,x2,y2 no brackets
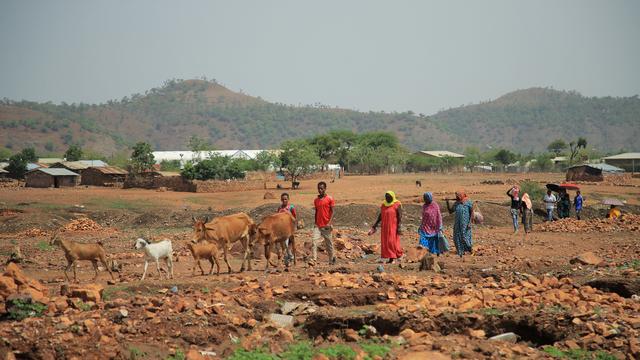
1,173,639,359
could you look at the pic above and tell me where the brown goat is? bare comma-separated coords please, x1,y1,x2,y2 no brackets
50,231,115,283
187,241,221,276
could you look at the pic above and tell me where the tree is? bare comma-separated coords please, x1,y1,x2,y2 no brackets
20,147,37,163
64,144,83,161
130,142,155,174
187,135,212,161
279,140,321,187
494,149,517,170
568,137,587,164
255,150,281,171
181,155,245,180
547,139,568,156
6,153,27,179
533,153,553,172
463,147,482,172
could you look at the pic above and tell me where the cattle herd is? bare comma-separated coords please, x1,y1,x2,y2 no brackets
49,211,298,282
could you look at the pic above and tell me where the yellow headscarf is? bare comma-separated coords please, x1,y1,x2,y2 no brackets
382,191,401,207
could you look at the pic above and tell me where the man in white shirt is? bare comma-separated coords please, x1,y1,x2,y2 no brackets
543,190,557,221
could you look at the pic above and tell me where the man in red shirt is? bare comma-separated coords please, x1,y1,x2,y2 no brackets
313,181,336,265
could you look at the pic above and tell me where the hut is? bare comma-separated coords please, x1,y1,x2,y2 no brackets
566,165,603,182
0,168,8,178
80,166,128,186
25,168,79,188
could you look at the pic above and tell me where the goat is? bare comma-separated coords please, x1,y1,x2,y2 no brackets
292,181,300,189
416,180,422,187
49,230,115,283
186,241,221,276
134,238,174,280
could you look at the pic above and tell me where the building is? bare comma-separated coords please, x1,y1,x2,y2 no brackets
551,156,568,165
37,158,64,165
49,160,106,177
603,153,640,172
566,165,604,182
414,150,465,159
25,168,79,188
80,166,128,186
0,168,7,178
585,163,625,173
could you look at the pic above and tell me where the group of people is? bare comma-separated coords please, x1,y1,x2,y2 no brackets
543,189,584,221
506,186,534,234
274,182,476,267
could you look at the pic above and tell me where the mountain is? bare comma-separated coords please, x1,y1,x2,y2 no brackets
1,80,638,155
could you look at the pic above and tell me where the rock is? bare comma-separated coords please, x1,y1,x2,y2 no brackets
0,276,17,298
312,355,330,360
362,325,377,337
343,328,360,342
61,284,104,302
185,349,205,360
118,309,129,318
276,328,294,342
281,301,302,315
399,351,451,360
488,332,518,343
263,192,276,200
466,329,486,338
399,328,416,340
419,254,441,272
570,252,603,266
268,313,294,328
4,263,30,286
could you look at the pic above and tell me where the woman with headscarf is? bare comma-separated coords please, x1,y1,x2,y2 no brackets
520,192,533,234
419,192,445,255
446,190,474,258
370,191,403,264
507,186,522,233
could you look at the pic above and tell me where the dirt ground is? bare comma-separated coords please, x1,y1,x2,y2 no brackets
1,172,639,359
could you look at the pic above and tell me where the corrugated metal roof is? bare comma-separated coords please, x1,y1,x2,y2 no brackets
37,158,64,164
0,168,8,174
29,168,79,176
603,152,640,160
417,150,465,158
26,163,41,171
78,160,107,167
90,166,128,175
0,162,8,170
585,163,625,172
51,161,89,170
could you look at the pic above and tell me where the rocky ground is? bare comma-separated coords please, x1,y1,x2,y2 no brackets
1,173,639,359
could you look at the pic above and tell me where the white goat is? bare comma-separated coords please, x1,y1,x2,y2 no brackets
134,238,174,280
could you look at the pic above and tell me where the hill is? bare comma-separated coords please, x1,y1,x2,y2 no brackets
1,80,638,155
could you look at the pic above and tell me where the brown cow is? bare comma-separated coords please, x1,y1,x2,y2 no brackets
254,212,297,271
192,213,255,273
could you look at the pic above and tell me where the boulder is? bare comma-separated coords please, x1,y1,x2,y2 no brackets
0,276,17,298
268,313,294,328
263,192,276,200
61,283,104,302
570,252,604,266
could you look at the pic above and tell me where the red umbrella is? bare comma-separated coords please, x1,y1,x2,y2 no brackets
559,183,580,190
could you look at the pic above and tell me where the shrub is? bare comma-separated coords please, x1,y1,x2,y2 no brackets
6,299,47,321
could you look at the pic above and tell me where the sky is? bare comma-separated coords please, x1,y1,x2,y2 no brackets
1,0,639,115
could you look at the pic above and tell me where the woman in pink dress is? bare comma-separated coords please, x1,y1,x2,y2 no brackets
370,191,403,264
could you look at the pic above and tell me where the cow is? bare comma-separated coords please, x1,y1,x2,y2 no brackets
292,181,300,189
253,212,297,272
192,213,256,273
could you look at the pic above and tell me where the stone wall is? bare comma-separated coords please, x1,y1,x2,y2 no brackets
124,175,265,193
193,179,265,193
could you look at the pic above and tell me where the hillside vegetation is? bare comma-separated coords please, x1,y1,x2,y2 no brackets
1,79,638,154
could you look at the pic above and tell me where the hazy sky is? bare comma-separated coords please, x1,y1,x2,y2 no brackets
1,0,639,114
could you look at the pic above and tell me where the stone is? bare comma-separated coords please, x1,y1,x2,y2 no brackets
118,309,129,318
276,328,294,342
399,328,416,340
268,313,294,328
570,252,603,266
343,328,360,342
61,284,104,302
0,276,17,298
281,301,302,315
467,329,486,338
185,349,205,360
399,352,451,360
488,332,518,343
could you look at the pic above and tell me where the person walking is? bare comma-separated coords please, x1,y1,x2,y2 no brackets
446,190,474,259
277,193,297,263
507,186,522,233
559,191,571,219
418,192,446,256
313,181,336,265
370,191,403,264
543,190,557,222
574,190,583,220
521,192,533,234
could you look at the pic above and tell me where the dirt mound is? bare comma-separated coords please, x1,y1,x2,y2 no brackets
62,218,103,232
539,215,640,233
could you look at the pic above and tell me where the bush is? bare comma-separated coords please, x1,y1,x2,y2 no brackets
520,181,545,202
181,155,246,180
6,298,47,321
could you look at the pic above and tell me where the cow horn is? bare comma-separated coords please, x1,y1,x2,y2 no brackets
205,216,210,223
192,215,197,223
